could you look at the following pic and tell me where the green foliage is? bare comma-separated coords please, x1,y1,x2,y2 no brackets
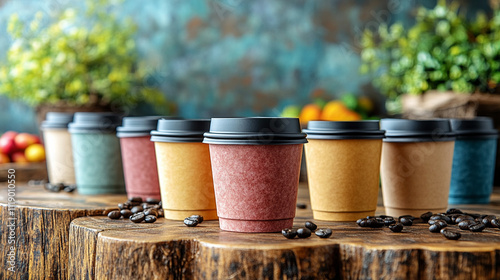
361,0,500,98
0,0,169,113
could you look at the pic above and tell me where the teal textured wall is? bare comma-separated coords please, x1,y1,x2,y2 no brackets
0,0,492,134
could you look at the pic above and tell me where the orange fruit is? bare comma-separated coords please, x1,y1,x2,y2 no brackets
25,144,46,162
321,101,362,121
299,104,322,126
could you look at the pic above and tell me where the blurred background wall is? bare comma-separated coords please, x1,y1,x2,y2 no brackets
0,0,493,134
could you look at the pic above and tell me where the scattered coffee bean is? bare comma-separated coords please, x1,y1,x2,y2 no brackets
157,208,164,217
358,219,369,227
63,185,77,192
383,218,396,226
189,215,204,224
282,228,297,239
465,213,481,219
399,215,415,221
146,198,161,204
429,224,441,233
389,223,404,233
367,216,377,219
469,223,486,232
482,215,497,227
315,228,332,238
491,218,500,228
420,212,433,222
305,221,317,231
144,208,158,217
130,212,146,223
440,229,461,240
107,210,121,219
296,203,307,209
297,228,312,238
356,219,363,226
379,215,393,219
458,220,476,230
430,215,451,224
400,217,413,226
446,208,463,215
145,215,157,223
455,215,474,224
129,197,143,203
367,218,384,228
118,203,130,210
120,209,132,219
131,206,144,214
184,218,199,227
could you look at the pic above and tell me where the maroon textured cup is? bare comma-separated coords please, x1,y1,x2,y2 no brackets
117,117,164,200
204,117,307,232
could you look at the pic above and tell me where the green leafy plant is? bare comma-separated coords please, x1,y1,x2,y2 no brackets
361,0,500,100
0,0,169,112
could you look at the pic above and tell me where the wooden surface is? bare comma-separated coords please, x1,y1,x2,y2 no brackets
69,187,500,280
0,162,48,182
1,183,500,279
0,183,125,280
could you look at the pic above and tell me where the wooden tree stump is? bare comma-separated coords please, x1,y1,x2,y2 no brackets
0,183,126,280
69,188,500,280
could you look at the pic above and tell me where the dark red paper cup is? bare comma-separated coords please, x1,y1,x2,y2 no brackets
117,116,166,200
204,117,307,233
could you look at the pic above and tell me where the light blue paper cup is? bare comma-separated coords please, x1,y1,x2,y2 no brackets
69,112,125,195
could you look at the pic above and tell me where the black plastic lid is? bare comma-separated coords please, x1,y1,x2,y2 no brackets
380,119,455,142
303,120,385,140
150,119,210,143
117,116,179,138
203,117,307,145
450,117,498,140
40,112,74,129
68,112,122,133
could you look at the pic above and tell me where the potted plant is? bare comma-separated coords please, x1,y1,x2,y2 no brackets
360,0,500,118
0,0,173,123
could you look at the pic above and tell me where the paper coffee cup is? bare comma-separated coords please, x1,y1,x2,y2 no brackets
449,118,498,204
380,119,455,217
303,121,384,221
41,112,76,186
204,117,307,232
69,113,125,195
151,119,217,220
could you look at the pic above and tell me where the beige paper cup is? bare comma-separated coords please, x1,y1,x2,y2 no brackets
303,121,385,221
41,113,76,185
380,119,456,217
151,119,217,220
381,141,455,217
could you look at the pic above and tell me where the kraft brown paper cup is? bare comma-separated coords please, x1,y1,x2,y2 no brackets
380,141,455,217
154,142,217,220
306,139,382,221
43,128,76,185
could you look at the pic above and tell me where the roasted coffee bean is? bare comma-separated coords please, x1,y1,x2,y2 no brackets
389,223,403,233
63,185,77,192
356,219,364,226
455,215,474,224
296,203,307,209
465,213,481,219
430,215,451,224
400,217,413,226
129,197,143,203
145,215,157,223
440,229,461,240
189,215,204,224
469,223,486,232
429,224,441,233
491,218,500,228
297,228,312,238
142,203,153,209
130,212,146,223
118,203,130,210
305,221,317,231
184,218,199,227
366,216,377,219
379,215,393,219
282,228,297,239
146,198,161,204
399,215,415,221
428,219,447,226
446,208,463,215
383,218,396,226
367,218,384,228
120,209,132,219
482,215,496,227
357,219,369,227
447,214,461,225
420,212,433,222
157,208,164,218
458,220,476,230
315,228,332,238
144,208,158,217
107,210,121,219
131,206,144,214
